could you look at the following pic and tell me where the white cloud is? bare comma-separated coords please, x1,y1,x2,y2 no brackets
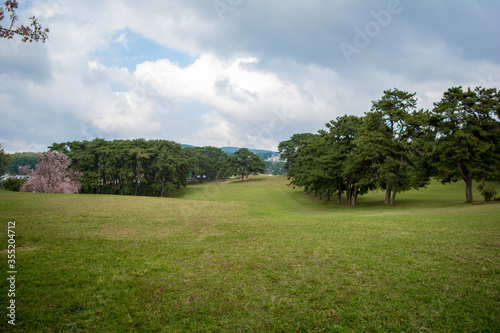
194,111,234,147
1,0,500,153
132,54,345,149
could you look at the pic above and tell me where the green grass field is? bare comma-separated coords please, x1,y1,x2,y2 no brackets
1,176,499,332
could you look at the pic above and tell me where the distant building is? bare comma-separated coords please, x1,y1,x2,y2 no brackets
0,174,30,181
265,155,286,163
265,155,282,163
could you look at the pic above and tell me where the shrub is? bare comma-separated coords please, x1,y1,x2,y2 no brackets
4,178,28,191
477,182,497,202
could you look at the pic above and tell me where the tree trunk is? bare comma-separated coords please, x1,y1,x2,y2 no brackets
346,182,351,206
390,190,396,205
338,178,342,204
458,162,474,203
385,181,391,204
465,179,473,203
351,185,358,206
327,189,331,201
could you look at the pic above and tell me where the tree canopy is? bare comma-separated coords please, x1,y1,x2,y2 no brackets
5,152,39,174
47,139,267,196
233,148,266,181
280,86,500,205
430,86,500,202
50,139,190,196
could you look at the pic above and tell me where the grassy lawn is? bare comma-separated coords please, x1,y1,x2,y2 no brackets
1,176,499,332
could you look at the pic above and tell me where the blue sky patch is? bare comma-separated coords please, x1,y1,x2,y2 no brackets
91,29,195,72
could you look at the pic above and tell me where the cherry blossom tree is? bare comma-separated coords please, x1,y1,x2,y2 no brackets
20,151,82,194
1,1,49,42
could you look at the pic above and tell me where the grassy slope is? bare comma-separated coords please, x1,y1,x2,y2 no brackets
0,176,499,332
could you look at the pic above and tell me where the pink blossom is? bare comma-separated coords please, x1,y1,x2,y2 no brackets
20,151,83,194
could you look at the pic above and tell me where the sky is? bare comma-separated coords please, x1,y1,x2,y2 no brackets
1,0,499,153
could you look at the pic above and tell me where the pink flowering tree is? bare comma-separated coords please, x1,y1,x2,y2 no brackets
19,151,82,194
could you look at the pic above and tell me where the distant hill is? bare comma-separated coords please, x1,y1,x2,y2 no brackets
181,144,277,156
220,147,278,156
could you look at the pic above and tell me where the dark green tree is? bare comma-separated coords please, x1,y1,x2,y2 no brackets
326,115,374,205
51,139,102,194
0,144,10,175
127,140,151,196
6,152,38,174
278,133,316,171
430,86,500,203
360,88,429,205
286,134,322,195
150,140,189,197
233,148,265,181
184,146,230,181
51,139,234,197
3,177,26,191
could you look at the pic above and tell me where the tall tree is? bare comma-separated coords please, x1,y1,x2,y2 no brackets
352,89,430,205
0,1,49,42
286,134,321,195
150,140,189,197
127,139,151,196
430,86,500,203
278,133,316,171
0,144,10,175
326,115,374,205
184,146,230,181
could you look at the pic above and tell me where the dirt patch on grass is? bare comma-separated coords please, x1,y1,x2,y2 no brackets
99,226,137,236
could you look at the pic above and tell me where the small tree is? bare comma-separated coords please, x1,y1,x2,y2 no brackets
233,148,265,181
20,151,82,193
477,182,497,202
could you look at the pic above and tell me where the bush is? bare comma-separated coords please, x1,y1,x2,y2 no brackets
4,178,28,191
477,182,497,202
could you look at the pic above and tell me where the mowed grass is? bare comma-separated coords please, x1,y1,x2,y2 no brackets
0,176,499,332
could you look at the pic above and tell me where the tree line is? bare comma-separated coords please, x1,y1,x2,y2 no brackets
47,139,265,196
3,152,39,174
279,86,500,205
